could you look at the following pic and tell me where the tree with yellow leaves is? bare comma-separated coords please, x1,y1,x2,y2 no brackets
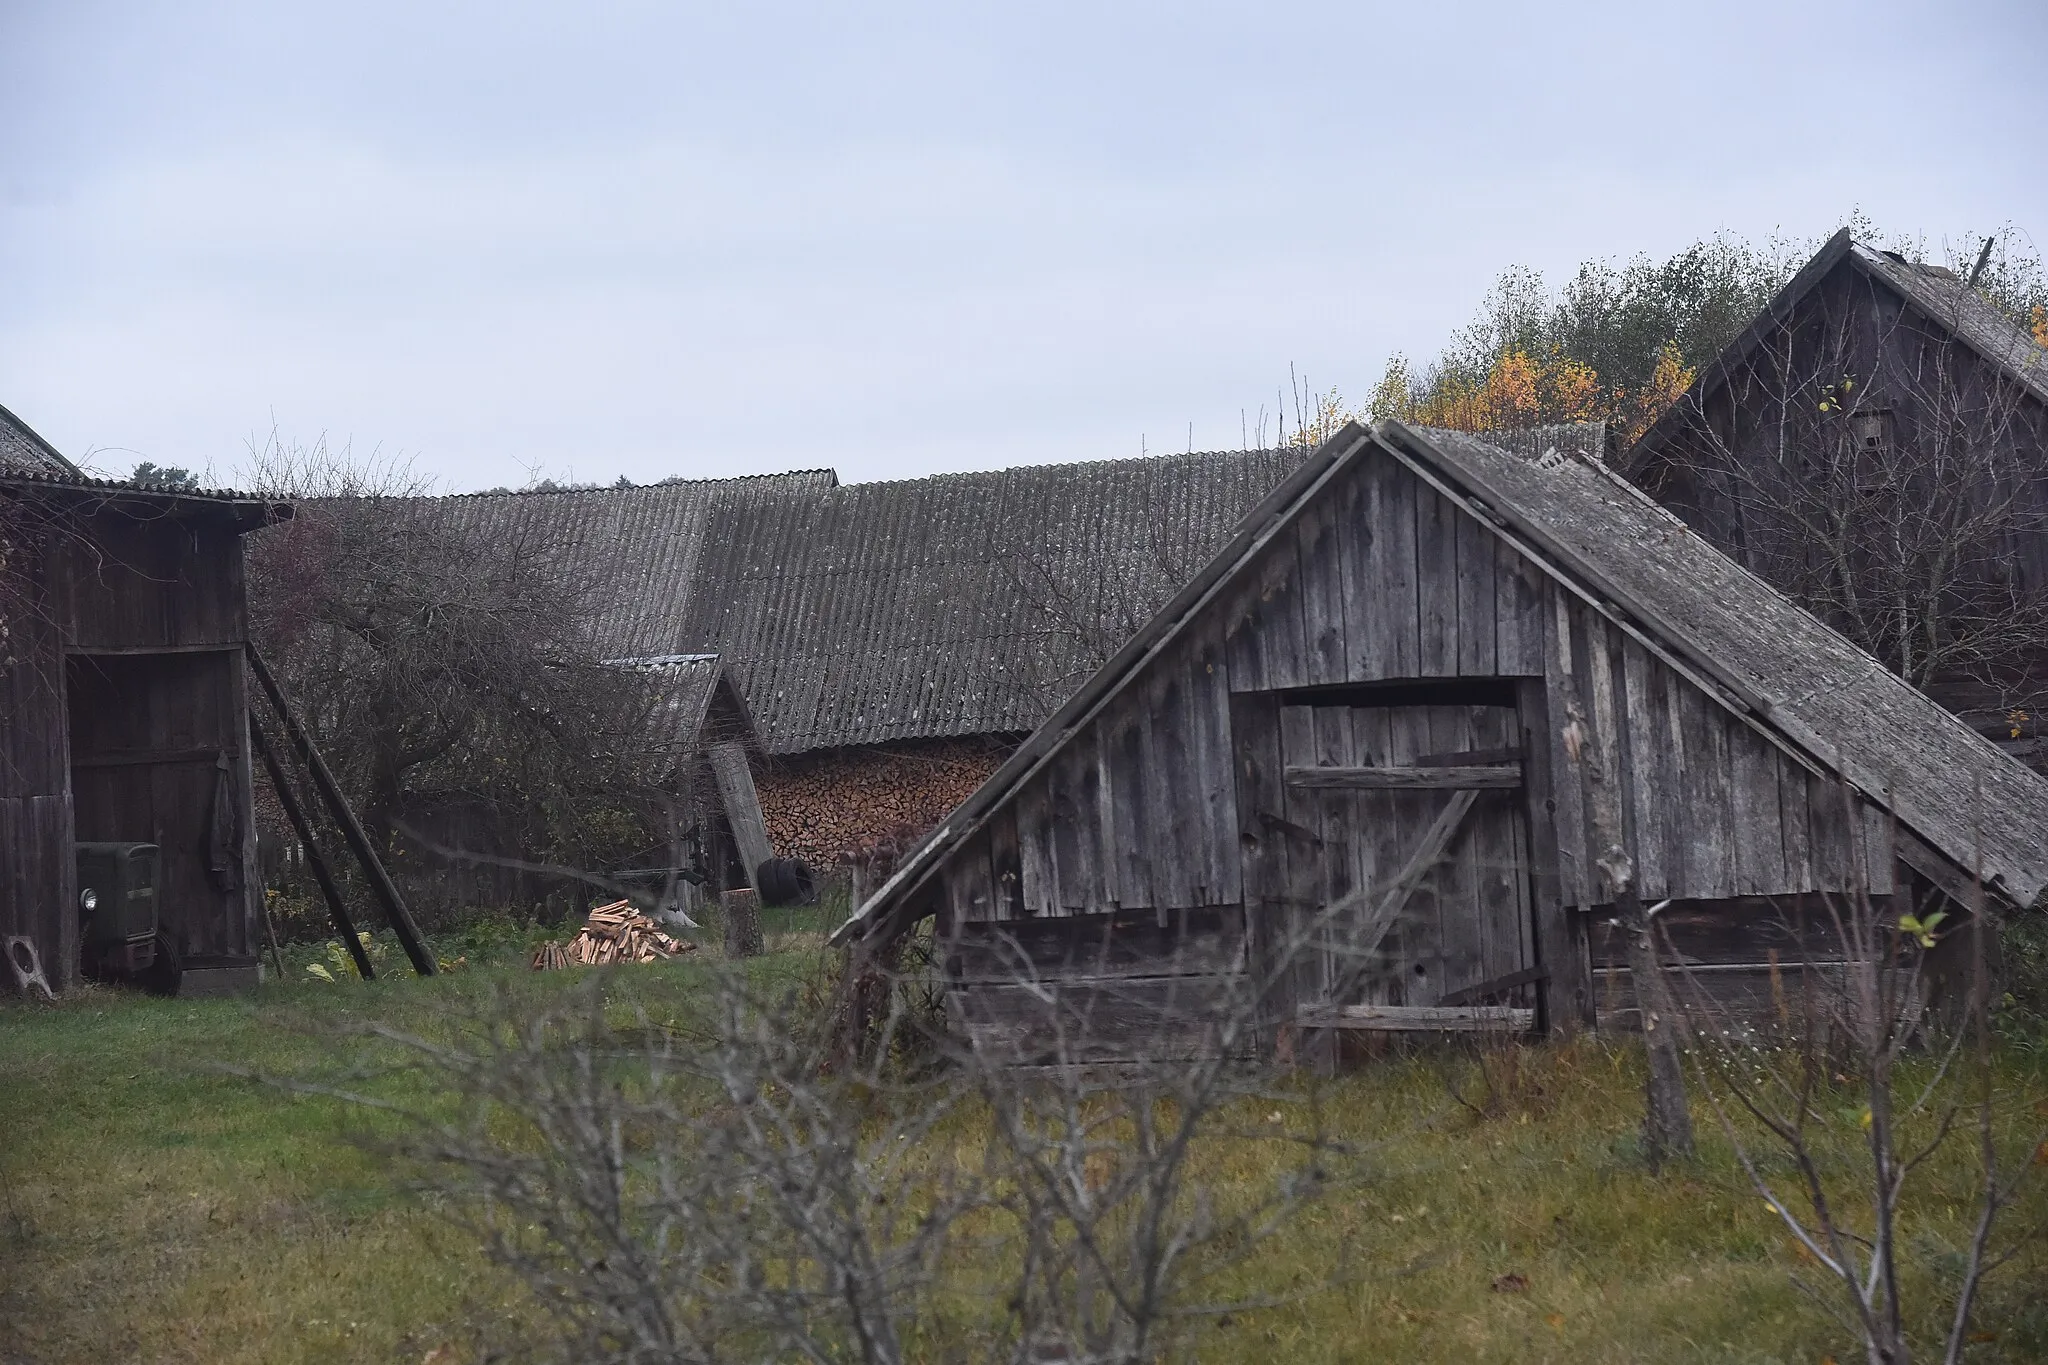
1366,224,2046,455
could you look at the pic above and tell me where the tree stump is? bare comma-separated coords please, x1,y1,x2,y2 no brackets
721,888,764,959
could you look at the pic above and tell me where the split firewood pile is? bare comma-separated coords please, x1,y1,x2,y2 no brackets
754,741,1004,864
531,900,697,969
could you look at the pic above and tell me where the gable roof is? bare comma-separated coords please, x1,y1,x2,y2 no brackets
1625,228,2048,473
0,403,81,477
603,652,760,783
836,420,2048,945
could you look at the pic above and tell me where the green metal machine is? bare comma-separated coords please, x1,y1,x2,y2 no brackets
76,842,176,992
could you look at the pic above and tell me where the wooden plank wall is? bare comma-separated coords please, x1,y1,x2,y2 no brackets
943,906,1254,1064
66,649,256,960
1541,590,1893,907
911,446,1899,1055
53,514,248,651
0,553,78,987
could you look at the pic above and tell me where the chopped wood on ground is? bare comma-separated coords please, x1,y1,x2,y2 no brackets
531,900,697,969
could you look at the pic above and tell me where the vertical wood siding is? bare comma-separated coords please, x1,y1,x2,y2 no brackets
1540,591,1892,906
919,443,1920,1057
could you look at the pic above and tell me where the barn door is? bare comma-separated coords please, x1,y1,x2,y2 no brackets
1242,699,1537,1038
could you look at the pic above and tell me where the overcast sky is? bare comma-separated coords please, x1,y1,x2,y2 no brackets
3,2,2044,490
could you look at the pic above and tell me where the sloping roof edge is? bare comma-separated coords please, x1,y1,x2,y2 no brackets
1379,420,2047,907
829,423,1377,946
1624,230,2048,475
1621,228,1856,473
0,403,82,476
836,420,2048,948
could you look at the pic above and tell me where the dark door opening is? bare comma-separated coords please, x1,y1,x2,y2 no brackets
66,650,247,965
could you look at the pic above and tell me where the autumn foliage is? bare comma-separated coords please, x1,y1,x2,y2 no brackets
1355,223,2048,454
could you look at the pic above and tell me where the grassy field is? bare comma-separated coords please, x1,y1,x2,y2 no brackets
3,932,2044,1365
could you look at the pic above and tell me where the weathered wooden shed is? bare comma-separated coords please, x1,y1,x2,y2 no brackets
2,417,289,996
1622,229,2048,754
832,421,2048,1064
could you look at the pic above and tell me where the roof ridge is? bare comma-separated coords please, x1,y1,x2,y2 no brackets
832,447,1299,492
437,468,841,501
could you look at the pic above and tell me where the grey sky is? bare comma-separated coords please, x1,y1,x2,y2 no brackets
4,1,2044,490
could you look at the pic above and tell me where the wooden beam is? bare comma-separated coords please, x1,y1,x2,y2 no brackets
1286,764,1521,790
1517,676,1591,1034
1436,963,1550,1007
246,646,436,977
249,716,373,980
1298,1003,1534,1032
72,747,235,769
1322,789,1480,974
1414,745,1522,767
1893,824,1981,911
708,741,776,882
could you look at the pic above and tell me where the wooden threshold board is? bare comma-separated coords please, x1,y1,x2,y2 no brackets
1296,1003,1535,1032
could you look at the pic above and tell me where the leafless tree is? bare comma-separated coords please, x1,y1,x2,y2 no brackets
242,431,692,922
1671,797,2043,1365
1643,258,2048,741
998,531,1205,711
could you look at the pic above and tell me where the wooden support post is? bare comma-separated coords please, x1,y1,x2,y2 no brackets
250,715,374,980
246,647,435,977
722,888,764,959
1517,677,1589,1034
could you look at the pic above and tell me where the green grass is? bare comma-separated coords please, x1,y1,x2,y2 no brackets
3,952,2044,1364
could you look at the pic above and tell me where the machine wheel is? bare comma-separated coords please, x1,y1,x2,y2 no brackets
140,931,183,998
755,857,817,907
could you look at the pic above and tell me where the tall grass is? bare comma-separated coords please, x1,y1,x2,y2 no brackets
2,961,2043,1363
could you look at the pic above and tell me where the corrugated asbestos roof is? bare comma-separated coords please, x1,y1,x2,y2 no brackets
837,421,2048,944
604,653,756,782
682,449,1309,754
357,471,840,664
386,452,1309,754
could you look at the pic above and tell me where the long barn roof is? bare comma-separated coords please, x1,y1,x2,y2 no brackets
683,449,1313,753
383,450,1347,755
837,421,2048,944
321,432,1608,757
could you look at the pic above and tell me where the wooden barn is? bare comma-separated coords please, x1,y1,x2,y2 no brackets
2,407,290,996
832,421,2048,1064
1622,229,2048,758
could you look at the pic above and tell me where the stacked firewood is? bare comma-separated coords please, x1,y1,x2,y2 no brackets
531,900,696,969
755,741,1005,866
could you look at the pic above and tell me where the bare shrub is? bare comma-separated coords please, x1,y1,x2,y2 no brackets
1673,805,2045,1364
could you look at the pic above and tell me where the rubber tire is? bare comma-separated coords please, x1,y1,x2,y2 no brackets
140,931,183,998
755,857,799,907
756,857,816,907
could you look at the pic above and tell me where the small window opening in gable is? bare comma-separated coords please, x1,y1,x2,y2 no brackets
1848,408,1894,492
